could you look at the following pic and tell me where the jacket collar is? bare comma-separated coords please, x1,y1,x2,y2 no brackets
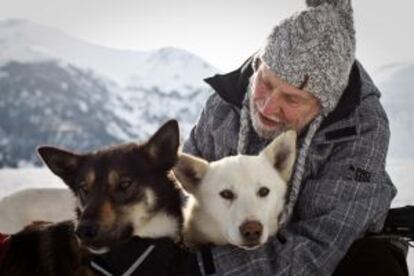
204,56,362,130
204,56,254,109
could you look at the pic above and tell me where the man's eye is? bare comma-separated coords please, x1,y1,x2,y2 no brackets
285,95,300,105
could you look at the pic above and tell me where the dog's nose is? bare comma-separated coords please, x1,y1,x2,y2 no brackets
76,222,99,241
239,221,263,243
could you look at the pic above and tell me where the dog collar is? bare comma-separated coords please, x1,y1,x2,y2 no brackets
90,244,155,276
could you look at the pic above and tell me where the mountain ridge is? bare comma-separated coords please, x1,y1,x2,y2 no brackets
0,19,215,167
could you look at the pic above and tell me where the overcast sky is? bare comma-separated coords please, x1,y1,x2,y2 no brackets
0,0,413,74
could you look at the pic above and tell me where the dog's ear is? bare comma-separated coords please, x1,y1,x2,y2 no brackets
37,146,82,180
261,130,297,182
173,152,209,194
145,119,180,170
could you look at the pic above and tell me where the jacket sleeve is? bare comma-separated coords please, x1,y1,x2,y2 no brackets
183,93,238,161
182,94,214,158
194,96,396,276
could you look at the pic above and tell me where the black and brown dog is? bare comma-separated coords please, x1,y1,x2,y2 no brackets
0,120,188,276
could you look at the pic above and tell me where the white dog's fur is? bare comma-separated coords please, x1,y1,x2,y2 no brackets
0,188,75,234
174,130,296,250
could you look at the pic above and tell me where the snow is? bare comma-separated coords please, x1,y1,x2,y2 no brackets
0,168,65,196
0,19,217,92
0,71,9,79
105,121,131,141
376,63,414,158
388,159,414,207
0,162,412,273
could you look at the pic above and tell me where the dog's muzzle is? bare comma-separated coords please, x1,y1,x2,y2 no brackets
76,221,100,241
239,220,263,246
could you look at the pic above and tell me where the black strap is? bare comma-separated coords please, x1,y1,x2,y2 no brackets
89,237,200,276
89,238,163,276
200,246,216,275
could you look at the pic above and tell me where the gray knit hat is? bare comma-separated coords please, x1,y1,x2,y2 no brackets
260,0,355,115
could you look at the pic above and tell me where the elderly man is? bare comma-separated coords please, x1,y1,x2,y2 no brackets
181,0,408,275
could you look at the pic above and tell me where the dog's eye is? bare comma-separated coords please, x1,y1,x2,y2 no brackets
219,189,235,200
119,180,133,190
257,187,270,197
79,181,89,198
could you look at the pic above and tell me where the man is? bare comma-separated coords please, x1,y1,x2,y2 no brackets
181,0,408,275
90,0,408,275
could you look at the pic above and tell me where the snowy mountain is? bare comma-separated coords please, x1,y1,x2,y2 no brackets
375,63,414,158
0,18,217,168
0,19,216,91
0,61,130,167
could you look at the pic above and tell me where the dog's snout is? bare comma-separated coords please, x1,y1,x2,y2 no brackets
76,222,99,241
239,221,263,243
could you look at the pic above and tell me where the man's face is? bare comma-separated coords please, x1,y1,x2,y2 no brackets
250,63,321,140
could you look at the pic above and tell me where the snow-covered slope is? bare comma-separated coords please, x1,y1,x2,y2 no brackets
0,61,133,166
0,18,216,91
375,63,414,158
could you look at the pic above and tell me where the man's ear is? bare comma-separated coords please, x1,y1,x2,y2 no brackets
261,130,297,182
37,146,81,180
173,152,209,194
145,119,180,170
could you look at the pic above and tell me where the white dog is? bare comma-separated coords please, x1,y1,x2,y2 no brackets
174,130,296,250
0,188,75,234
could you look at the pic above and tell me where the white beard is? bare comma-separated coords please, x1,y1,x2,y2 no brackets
249,96,288,140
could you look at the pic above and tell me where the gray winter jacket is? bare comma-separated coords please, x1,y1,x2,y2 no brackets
183,57,397,276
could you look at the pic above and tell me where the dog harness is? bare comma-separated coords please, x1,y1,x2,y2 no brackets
88,237,198,276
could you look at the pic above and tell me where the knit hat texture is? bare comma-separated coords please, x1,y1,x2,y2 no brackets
260,0,355,115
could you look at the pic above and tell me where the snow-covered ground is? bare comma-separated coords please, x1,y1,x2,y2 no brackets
386,159,414,275
0,160,412,273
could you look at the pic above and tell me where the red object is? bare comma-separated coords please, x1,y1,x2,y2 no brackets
0,232,10,264
0,233,8,242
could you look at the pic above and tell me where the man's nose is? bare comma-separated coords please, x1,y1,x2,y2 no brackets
261,91,282,117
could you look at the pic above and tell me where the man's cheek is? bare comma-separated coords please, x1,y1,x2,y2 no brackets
252,83,270,99
252,94,267,111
